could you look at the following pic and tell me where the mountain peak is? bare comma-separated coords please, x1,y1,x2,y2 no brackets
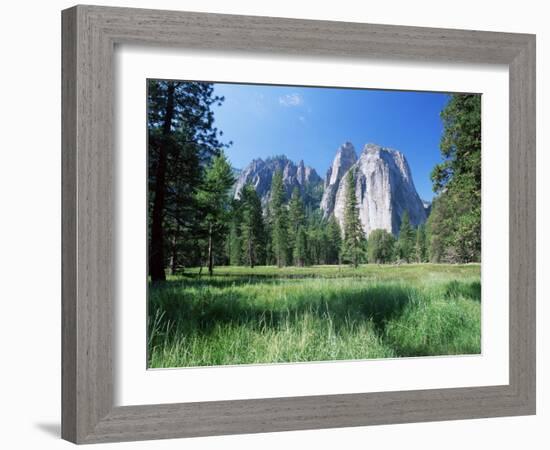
328,143,426,235
362,143,403,157
234,155,322,207
265,154,289,163
362,142,383,153
320,142,358,217
337,141,357,156
234,141,426,236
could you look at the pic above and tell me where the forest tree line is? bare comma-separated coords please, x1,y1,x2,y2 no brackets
147,79,481,281
227,170,429,269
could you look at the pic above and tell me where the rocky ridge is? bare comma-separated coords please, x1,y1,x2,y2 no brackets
233,142,427,236
330,143,427,236
320,141,358,218
233,156,323,207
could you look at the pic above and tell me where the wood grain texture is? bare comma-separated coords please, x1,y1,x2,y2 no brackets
508,36,536,409
61,4,536,444
61,7,77,443
62,5,114,443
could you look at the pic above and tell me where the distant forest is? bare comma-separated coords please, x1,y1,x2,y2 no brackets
147,80,481,282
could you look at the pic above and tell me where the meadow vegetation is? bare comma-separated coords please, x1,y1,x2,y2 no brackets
148,264,481,368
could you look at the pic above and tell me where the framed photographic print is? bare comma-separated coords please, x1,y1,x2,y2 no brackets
62,5,536,444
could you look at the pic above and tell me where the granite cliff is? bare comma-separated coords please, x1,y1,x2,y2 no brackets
329,143,427,236
233,142,427,236
320,141,358,218
234,156,323,207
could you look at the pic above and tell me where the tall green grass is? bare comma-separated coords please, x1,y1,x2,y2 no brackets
148,264,481,368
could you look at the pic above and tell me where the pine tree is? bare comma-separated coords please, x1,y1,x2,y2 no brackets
147,80,226,281
240,184,265,268
197,151,235,276
288,187,306,265
270,171,289,267
367,229,396,264
429,93,481,262
293,226,307,267
341,170,365,268
414,223,428,263
228,222,241,265
264,204,274,265
303,209,324,265
319,228,329,265
326,215,342,264
227,200,242,266
397,211,415,262
426,196,449,262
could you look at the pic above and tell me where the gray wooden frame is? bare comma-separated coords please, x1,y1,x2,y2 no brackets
61,4,536,444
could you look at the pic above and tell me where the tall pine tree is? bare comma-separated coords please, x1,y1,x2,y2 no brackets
414,223,428,263
294,226,308,267
197,151,235,276
240,184,265,268
227,199,243,266
367,229,396,264
428,94,481,263
288,187,306,266
147,80,226,281
269,171,289,267
326,215,342,264
263,203,274,266
397,211,415,262
341,170,365,268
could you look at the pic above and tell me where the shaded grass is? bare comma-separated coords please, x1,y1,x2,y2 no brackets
181,263,480,283
384,286,481,356
148,264,481,368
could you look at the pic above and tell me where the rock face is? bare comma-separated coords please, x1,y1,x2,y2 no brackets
320,142,358,217
234,143,427,237
234,156,322,207
328,143,427,236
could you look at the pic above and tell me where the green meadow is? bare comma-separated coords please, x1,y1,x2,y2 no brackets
148,264,481,368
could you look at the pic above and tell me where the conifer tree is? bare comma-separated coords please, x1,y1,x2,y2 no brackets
429,93,481,262
227,199,242,266
293,226,308,267
263,203,274,265
197,151,235,276
367,229,396,264
414,223,428,263
228,222,241,265
341,170,365,268
240,184,265,268
147,80,225,281
326,215,342,264
269,171,289,267
288,187,306,265
397,211,415,262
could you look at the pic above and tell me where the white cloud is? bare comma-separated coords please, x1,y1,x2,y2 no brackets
279,93,304,107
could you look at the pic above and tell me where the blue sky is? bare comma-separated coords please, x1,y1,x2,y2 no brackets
212,83,449,201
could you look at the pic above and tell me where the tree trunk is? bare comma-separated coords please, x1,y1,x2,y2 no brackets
149,83,175,282
149,147,167,281
170,228,178,275
198,258,203,277
208,223,214,276
248,237,253,268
